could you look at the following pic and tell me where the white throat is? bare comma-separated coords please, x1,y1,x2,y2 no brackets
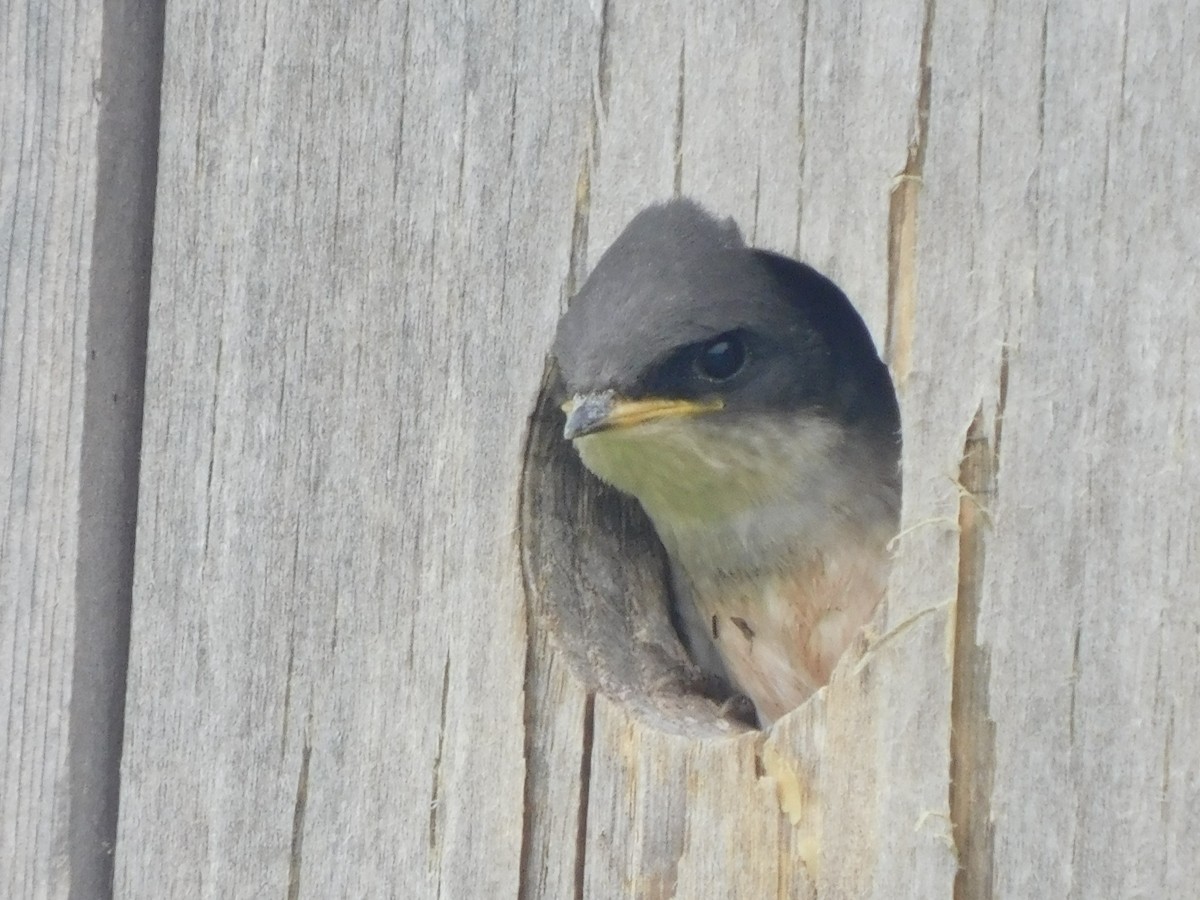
573,413,899,576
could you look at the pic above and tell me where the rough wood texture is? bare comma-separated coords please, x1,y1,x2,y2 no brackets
5,0,1196,897
0,7,95,894
117,1,594,896
928,5,1200,895
3,0,159,896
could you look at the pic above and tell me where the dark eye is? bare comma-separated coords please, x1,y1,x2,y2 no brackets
695,334,747,382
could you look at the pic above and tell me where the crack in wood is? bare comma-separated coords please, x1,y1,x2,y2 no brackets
516,415,540,900
573,693,595,900
428,654,451,856
596,0,612,117
506,1,521,167
1161,708,1174,803
515,662,538,900
1068,623,1082,746
950,405,997,900
994,344,1010,464
287,738,312,900
884,0,935,381
566,151,591,299
280,626,296,763
202,334,224,560
794,3,808,256
672,40,685,197
392,2,412,197
515,509,536,900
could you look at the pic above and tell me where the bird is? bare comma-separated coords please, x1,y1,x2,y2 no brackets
551,199,901,726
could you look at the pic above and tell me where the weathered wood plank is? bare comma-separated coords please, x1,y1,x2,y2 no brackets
2,9,97,894
117,0,596,896
2,0,158,896
914,0,1200,896
973,4,1199,896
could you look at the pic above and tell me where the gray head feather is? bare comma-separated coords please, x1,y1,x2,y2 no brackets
552,198,898,438
554,200,808,394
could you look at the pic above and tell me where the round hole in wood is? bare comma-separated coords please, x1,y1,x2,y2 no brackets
519,361,750,738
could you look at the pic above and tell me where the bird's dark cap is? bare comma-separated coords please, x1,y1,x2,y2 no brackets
552,198,898,436
553,199,804,395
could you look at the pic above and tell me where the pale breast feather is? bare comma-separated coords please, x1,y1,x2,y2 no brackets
682,535,891,725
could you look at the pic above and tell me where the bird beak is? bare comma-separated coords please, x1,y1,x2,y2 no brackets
561,391,724,440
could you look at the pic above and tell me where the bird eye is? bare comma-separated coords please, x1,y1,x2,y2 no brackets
695,334,747,382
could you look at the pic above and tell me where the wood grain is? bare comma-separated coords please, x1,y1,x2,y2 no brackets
116,0,597,896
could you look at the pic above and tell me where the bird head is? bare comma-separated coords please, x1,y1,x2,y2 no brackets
552,199,899,533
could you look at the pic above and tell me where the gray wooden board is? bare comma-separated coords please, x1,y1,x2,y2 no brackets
0,6,98,893
968,4,1200,895
102,0,1200,898
117,0,595,896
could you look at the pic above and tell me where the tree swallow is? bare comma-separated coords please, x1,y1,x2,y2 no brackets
552,199,901,726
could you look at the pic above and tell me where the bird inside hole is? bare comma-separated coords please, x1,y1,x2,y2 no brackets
552,199,901,727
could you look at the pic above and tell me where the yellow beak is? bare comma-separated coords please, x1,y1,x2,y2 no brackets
561,391,724,439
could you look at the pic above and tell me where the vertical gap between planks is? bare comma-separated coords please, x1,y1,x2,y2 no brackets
68,0,164,896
